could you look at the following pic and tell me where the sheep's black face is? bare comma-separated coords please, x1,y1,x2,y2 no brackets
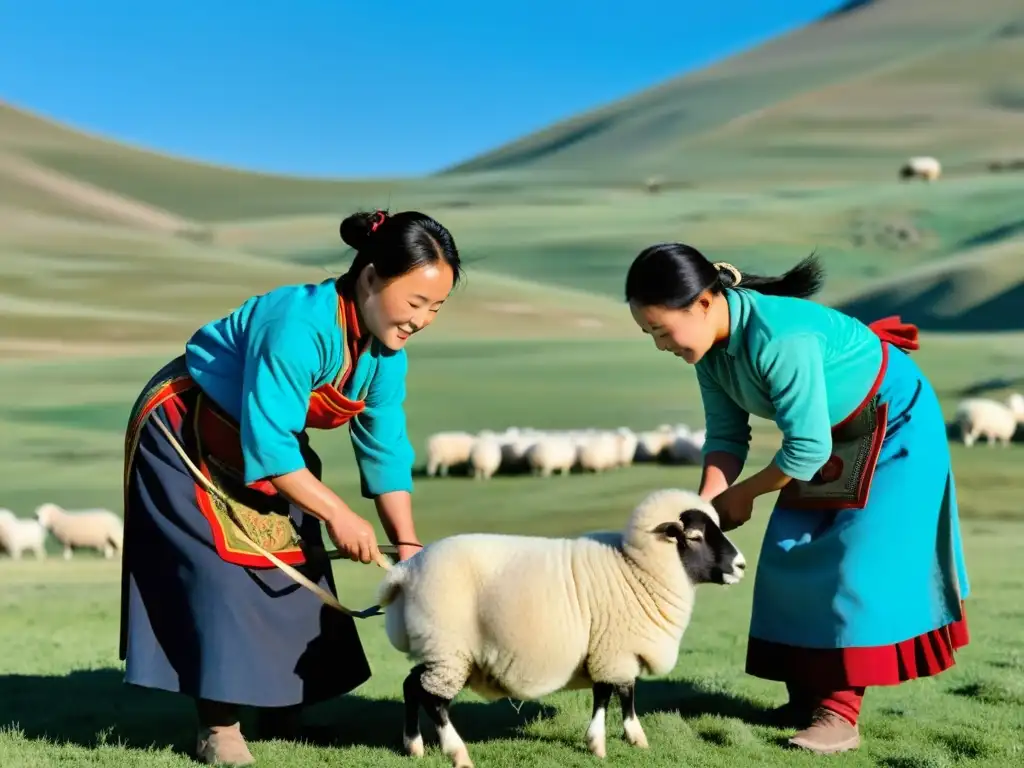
653,509,746,586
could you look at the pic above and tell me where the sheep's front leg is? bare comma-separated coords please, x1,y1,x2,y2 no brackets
586,682,613,758
63,545,72,560
616,681,648,749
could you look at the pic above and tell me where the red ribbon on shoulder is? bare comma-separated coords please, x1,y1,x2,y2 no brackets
867,315,919,352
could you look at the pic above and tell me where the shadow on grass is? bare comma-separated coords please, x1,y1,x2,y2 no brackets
634,678,779,727
0,668,779,757
0,667,556,757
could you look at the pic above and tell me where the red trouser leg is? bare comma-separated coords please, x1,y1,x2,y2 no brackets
818,687,865,726
787,683,865,725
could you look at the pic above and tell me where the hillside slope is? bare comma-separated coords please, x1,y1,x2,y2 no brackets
0,103,398,222
446,0,1024,185
833,233,1024,331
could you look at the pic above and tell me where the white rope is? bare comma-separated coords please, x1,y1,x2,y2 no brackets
150,414,390,618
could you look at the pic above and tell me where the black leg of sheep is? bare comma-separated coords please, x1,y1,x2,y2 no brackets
403,664,473,767
586,681,648,758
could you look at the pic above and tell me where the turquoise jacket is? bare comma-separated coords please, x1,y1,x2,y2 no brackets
695,287,883,481
183,278,414,497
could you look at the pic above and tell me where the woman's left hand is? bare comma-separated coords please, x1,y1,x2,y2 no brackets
711,485,755,532
396,542,424,562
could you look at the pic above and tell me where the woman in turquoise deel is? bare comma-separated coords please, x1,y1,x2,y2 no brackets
624,244,970,756
120,209,462,766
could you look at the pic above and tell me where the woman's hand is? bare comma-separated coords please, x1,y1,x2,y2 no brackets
269,468,382,564
396,542,423,562
711,484,755,532
324,507,381,564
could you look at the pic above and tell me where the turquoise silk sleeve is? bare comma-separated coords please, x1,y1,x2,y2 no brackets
238,318,322,485
350,348,415,498
758,334,833,481
696,363,752,465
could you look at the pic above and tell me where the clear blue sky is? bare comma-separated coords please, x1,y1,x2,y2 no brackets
0,0,841,178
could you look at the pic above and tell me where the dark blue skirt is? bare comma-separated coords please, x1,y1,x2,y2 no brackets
118,361,372,708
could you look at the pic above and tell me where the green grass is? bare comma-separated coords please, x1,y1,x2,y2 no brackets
2,336,1024,767
1,505,1020,767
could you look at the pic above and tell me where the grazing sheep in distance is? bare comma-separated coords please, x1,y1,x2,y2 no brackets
425,431,476,477
899,156,941,182
35,503,123,559
377,488,746,767
526,434,576,477
577,431,620,472
955,397,1018,447
469,435,502,480
0,509,47,559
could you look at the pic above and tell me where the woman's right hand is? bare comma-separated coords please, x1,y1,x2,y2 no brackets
325,508,381,564
269,469,381,564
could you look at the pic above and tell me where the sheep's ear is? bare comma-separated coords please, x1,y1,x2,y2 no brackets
651,521,686,542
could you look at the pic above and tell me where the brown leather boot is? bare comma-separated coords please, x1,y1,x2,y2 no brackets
196,723,256,766
195,699,255,766
788,707,861,754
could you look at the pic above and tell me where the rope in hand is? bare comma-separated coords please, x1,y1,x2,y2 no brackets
150,415,407,619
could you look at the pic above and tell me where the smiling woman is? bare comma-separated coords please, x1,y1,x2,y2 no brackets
624,242,970,756
118,209,462,766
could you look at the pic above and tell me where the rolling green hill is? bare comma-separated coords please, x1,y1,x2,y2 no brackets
2,0,1024,343
447,0,1024,187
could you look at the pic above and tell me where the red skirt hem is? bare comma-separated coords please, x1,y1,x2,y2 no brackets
745,601,969,689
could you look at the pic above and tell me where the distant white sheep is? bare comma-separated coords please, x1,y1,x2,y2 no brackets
899,156,941,182
377,488,746,767
666,426,704,464
527,435,577,477
469,436,503,480
0,509,47,559
614,427,638,467
35,503,123,559
955,398,1018,447
426,432,476,477
577,431,620,473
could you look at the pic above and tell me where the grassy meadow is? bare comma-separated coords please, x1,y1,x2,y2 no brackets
3,0,1024,765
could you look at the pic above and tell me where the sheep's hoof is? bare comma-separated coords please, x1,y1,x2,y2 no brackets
450,746,474,768
403,733,424,758
623,718,648,749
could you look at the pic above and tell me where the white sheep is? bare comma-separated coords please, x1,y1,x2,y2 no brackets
577,431,620,473
666,426,704,464
469,436,503,480
954,398,1018,447
377,488,746,767
634,427,673,462
526,435,577,477
899,156,941,182
35,503,123,559
425,432,476,477
0,509,47,560
613,427,638,467
1006,392,1024,421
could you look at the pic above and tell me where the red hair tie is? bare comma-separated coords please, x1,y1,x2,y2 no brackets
370,210,387,233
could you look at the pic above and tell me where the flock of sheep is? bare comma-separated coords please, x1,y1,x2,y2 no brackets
424,424,706,480
0,503,123,560
421,390,1024,487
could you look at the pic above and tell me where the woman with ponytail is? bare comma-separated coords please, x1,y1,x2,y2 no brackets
625,243,970,755
119,210,462,765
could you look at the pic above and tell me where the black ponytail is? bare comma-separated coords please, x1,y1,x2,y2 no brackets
624,243,824,309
